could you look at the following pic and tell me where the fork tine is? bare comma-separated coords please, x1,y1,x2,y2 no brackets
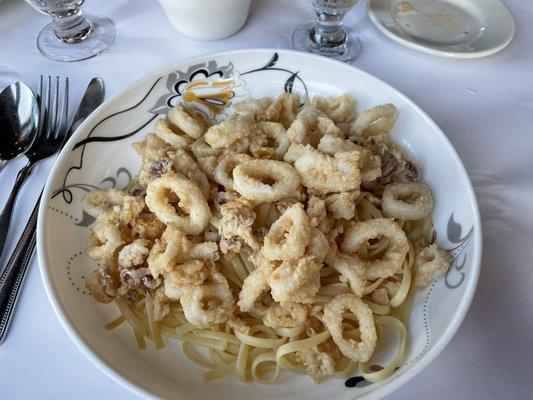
55,77,69,144
37,75,42,103
44,75,53,140
37,75,46,139
53,76,60,137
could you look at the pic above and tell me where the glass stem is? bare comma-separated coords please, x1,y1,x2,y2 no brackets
312,11,348,47
52,7,92,44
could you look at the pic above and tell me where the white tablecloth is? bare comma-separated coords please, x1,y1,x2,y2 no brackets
0,0,532,398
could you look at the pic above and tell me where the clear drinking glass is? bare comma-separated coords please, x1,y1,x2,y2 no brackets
292,0,362,62
24,0,116,62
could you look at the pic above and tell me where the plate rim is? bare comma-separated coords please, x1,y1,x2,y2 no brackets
37,48,482,400
366,0,516,59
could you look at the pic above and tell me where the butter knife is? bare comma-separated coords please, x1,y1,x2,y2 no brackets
0,78,105,345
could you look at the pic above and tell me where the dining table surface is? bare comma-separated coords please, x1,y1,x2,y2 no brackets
0,0,532,399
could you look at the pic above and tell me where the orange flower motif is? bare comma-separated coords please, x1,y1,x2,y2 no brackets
150,60,248,119
181,79,235,117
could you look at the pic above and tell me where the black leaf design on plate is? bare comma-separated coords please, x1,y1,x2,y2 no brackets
344,376,373,388
445,252,466,288
76,210,96,227
61,77,161,204
444,212,474,289
264,53,278,69
101,176,116,187
99,167,132,188
72,114,158,150
344,376,366,387
241,53,308,95
284,72,299,93
447,212,463,244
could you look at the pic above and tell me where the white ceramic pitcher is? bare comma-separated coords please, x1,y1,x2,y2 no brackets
158,0,252,40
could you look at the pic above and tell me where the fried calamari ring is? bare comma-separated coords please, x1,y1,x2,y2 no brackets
82,188,143,222
263,203,311,261
413,244,452,290
328,253,366,297
204,114,254,148
132,133,172,161
341,218,409,280
86,222,125,261
312,93,356,124
324,191,357,221
237,261,276,312
214,152,252,190
181,264,235,329
296,345,337,383
166,259,210,288
197,155,218,181
187,242,219,262
249,122,290,159
268,256,321,305
147,223,218,277
294,146,361,194
160,261,215,303
359,151,382,184
233,159,300,202
306,196,330,234
118,239,150,269
305,228,329,265
190,137,222,159
263,302,308,328
145,171,211,235
227,136,251,154
259,122,290,155
249,134,275,159
316,135,358,155
85,267,118,303
153,118,193,149
382,182,433,220
287,107,342,147
181,282,234,328
168,105,205,139
137,156,173,187
163,278,185,301
234,97,273,120
370,279,400,306
350,103,397,137
263,92,300,128
219,197,260,253
283,143,307,164
169,150,210,199
322,294,377,362
317,136,381,183
130,212,166,240
147,224,191,277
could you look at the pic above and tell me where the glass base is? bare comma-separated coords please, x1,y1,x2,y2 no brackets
292,20,363,62
37,15,116,62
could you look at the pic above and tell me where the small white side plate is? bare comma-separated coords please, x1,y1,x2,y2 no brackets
367,0,515,58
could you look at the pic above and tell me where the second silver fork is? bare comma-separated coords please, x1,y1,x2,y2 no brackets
0,76,69,260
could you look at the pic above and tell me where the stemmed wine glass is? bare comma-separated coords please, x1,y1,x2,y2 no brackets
292,0,363,62
23,0,116,62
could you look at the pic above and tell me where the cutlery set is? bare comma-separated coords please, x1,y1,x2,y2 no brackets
0,77,104,344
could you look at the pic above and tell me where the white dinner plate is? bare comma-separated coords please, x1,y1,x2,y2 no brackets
37,49,481,399
367,0,515,58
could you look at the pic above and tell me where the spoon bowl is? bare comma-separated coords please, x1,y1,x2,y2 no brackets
0,82,39,170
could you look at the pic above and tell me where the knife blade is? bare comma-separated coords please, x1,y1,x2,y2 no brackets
0,77,105,345
68,77,105,139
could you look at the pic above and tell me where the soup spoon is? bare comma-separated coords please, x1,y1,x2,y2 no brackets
0,82,39,174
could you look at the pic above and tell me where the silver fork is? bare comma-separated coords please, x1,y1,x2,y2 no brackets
0,76,69,260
